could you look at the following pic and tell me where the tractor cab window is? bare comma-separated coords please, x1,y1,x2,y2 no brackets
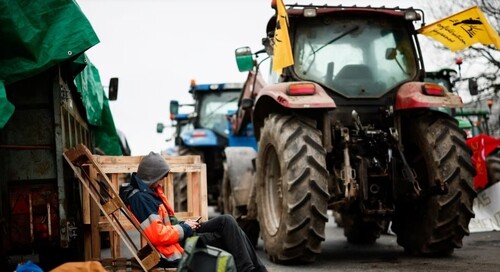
198,91,240,136
293,14,417,98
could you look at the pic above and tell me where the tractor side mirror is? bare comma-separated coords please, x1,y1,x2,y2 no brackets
157,123,165,133
170,100,179,115
385,48,397,60
468,78,478,96
241,98,254,109
235,46,254,72
108,77,119,100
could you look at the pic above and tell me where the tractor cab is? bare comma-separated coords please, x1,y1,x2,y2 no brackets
291,10,420,98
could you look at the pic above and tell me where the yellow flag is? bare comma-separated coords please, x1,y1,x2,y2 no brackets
419,6,500,51
272,0,294,74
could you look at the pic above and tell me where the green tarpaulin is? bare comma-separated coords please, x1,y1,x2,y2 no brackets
0,83,14,128
74,56,123,155
0,0,122,155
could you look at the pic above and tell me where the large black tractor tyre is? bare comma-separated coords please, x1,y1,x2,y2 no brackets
222,165,260,248
173,148,204,212
392,112,476,256
222,165,234,216
256,114,329,263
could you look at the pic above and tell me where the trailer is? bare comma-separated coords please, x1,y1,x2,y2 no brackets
0,1,123,270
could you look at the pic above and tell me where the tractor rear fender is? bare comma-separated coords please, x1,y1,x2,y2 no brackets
256,82,336,109
252,82,336,138
395,82,464,110
224,146,257,208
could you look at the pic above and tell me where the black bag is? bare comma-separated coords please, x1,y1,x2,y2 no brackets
177,236,236,272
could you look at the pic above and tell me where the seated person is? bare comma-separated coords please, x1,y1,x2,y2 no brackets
119,152,267,272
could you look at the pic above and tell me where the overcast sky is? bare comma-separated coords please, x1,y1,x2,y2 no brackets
77,0,456,155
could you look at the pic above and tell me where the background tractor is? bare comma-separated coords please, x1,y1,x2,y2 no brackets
458,109,500,190
157,81,256,212
226,3,476,264
425,69,500,190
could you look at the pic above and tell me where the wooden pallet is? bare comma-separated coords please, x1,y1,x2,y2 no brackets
91,151,208,260
64,144,208,271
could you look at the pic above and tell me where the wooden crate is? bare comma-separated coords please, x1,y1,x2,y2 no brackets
82,154,208,264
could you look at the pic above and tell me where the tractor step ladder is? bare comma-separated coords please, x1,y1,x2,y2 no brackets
63,144,160,271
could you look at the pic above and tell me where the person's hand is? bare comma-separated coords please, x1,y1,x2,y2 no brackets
184,219,201,231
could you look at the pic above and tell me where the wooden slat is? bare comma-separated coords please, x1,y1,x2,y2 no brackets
94,155,201,168
111,231,120,259
110,173,120,258
199,164,208,221
93,154,202,174
165,175,175,209
82,176,91,224
187,173,193,214
90,166,101,260
95,163,203,174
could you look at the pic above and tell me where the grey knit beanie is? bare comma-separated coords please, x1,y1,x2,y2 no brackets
136,151,170,186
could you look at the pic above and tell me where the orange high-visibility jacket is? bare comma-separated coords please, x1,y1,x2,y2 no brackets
120,174,193,261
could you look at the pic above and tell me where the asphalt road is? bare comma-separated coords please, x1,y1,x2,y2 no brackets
256,217,500,272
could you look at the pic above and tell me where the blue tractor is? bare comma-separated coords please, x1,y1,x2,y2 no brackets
158,80,257,212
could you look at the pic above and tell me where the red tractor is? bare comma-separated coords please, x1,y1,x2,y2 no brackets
226,2,476,264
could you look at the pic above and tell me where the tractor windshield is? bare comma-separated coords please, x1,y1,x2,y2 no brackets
198,91,240,137
293,14,417,98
